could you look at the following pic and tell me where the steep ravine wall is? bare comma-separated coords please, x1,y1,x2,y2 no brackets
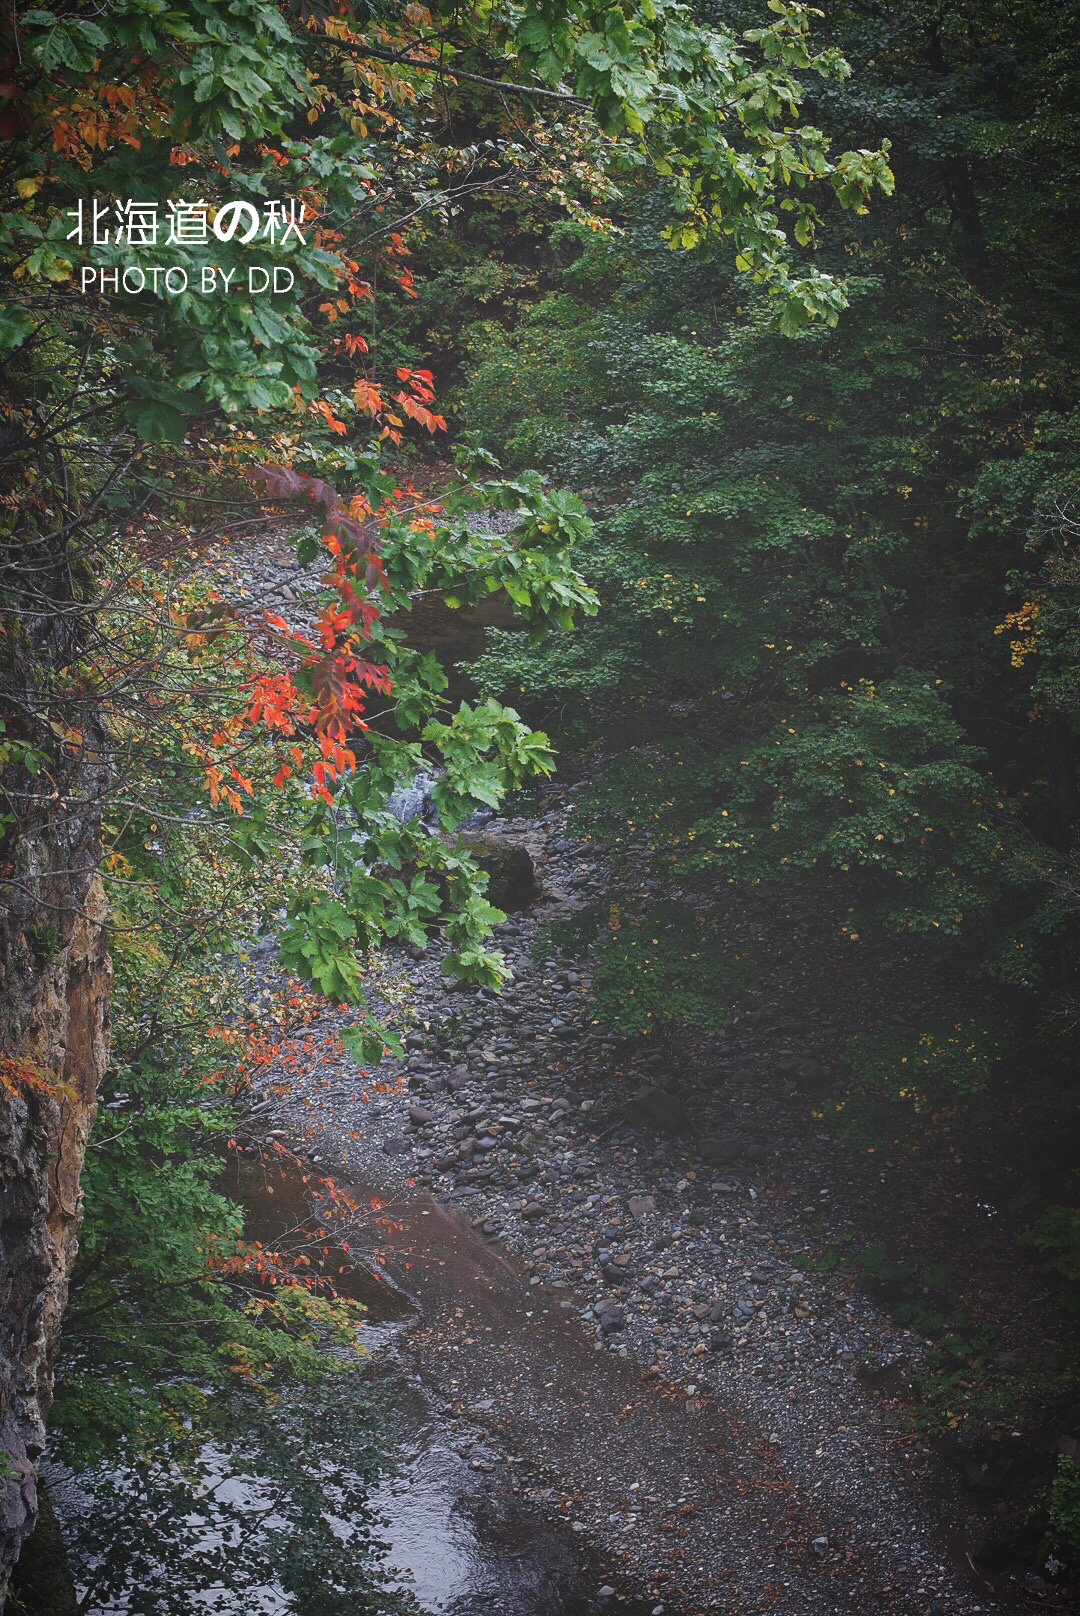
0,792,110,1600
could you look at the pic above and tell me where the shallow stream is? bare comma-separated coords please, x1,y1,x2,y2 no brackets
228,1148,617,1616
49,1145,638,1616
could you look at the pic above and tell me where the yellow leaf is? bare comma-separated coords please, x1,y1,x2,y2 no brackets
15,178,42,200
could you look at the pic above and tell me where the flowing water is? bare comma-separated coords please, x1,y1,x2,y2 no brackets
48,1149,630,1616
229,1149,613,1616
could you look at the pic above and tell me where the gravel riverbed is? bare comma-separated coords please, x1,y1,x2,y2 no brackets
241,784,1009,1616
206,519,1019,1614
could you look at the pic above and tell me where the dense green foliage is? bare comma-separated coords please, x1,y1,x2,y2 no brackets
1,0,893,1036
0,0,896,1595
1052,1458,1080,1556
455,0,1080,1158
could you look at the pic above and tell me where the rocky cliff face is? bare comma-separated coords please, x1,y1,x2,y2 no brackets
0,790,110,1597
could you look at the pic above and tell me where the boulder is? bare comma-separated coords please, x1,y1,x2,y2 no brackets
458,834,539,912
697,1134,740,1163
973,1507,1048,1570
775,1053,827,1091
596,1300,625,1333
623,1083,686,1133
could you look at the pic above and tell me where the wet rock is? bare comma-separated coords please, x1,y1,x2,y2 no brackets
623,1084,686,1134
1053,1400,1080,1447
254,779,992,1616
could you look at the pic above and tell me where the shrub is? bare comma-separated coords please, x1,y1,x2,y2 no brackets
1050,1457,1080,1554
832,1019,1005,1150
1020,1207,1080,1314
